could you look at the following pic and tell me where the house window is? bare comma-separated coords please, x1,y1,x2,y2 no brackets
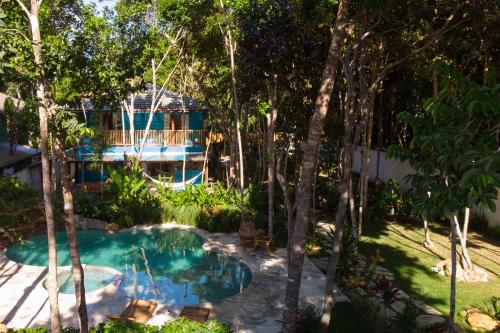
173,113,189,130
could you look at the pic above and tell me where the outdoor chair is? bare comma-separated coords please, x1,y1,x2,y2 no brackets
107,299,158,324
253,234,275,254
180,305,211,322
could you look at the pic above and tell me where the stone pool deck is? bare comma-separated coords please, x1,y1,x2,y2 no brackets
0,223,346,332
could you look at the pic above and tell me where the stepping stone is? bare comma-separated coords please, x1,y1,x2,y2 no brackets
416,314,446,328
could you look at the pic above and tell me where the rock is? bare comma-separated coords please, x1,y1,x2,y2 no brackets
432,259,465,281
464,268,489,283
443,260,465,281
0,324,7,333
416,314,446,328
107,223,120,233
75,214,108,231
466,311,498,331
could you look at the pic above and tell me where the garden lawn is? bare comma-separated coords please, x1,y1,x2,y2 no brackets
359,219,500,331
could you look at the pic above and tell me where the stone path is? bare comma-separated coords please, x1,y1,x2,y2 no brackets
0,223,347,332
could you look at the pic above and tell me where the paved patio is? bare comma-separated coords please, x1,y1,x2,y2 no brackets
0,223,347,332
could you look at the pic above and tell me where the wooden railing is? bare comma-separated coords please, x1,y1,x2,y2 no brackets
96,130,207,146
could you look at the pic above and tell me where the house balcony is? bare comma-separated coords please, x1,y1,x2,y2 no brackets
96,129,208,147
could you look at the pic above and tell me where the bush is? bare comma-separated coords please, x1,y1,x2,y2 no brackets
105,163,161,226
73,191,109,220
7,319,232,333
158,182,244,232
0,175,42,241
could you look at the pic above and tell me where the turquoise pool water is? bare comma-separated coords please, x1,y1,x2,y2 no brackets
6,228,252,305
44,268,117,294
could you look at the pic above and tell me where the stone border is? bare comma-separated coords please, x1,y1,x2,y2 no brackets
43,266,123,303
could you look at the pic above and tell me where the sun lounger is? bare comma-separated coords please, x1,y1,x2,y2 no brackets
180,305,211,322
107,299,158,324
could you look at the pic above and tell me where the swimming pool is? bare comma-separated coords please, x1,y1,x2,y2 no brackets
6,228,252,306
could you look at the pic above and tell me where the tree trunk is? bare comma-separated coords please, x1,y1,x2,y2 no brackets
423,219,434,248
462,207,470,248
319,48,357,332
25,1,62,331
448,215,458,333
220,0,245,224
267,79,279,238
53,138,89,333
452,214,473,270
282,1,348,331
358,91,375,233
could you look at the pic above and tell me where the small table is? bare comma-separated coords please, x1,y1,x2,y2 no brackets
239,232,257,251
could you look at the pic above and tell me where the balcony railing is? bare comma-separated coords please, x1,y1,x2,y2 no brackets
96,130,207,146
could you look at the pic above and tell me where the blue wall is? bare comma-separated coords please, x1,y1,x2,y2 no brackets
124,112,165,130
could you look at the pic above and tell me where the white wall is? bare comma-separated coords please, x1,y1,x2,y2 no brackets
352,148,414,191
351,148,500,227
2,164,42,192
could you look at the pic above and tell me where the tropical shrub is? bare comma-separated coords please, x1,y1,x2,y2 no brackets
0,175,42,241
158,182,246,232
369,179,405,221
7,319,231,333
104,163,161,226
73,191,109,220
470,296,500,321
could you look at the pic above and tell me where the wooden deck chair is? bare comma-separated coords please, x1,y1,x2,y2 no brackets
180,305,211,322
107,299,158,324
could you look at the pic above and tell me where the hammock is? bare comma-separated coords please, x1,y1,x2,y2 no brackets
142,170,203,191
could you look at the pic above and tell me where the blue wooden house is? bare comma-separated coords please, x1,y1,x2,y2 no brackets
69,89,208,189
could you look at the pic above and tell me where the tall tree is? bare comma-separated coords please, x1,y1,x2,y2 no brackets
388,62,499,331
282,1,349,331
11,0,62,331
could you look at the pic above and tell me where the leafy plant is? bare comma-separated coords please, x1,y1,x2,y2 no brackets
0,175,42,241
471,296,500,321
369,178,405,220
370,275,400,307
105,163,160,226
391,297,422,333
7,319,232,333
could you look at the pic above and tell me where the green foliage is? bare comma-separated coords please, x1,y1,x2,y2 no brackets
73,191,109,220
387,62,500,221
390,297,422,333
158,182,244,232
8,319,231,333
369,179,405,221
0,176,41,241
52,109,94,147
3,97,38,148
471,296,500,321
105,163,161,226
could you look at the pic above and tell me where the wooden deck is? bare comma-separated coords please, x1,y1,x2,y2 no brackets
96,130,207,146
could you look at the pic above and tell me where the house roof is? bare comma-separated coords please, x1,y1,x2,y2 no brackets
0,92,25,113
0,141,40,170
80,88,200,112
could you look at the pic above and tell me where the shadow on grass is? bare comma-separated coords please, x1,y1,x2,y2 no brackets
358,221,447,310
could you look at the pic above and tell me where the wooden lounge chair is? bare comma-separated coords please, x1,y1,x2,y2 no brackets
107,299,158,324
180,305,210,322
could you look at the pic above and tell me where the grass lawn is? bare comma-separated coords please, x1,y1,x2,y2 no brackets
358,218,500,331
